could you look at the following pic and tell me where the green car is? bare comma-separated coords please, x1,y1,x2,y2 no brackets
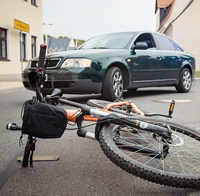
22,31,195,101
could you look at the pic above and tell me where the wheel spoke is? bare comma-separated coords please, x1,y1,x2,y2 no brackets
102,122,200,175
112,71,123,97
182,71,191,90
100,112,200,188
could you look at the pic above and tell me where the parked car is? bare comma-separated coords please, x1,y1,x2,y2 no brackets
22,31,195,101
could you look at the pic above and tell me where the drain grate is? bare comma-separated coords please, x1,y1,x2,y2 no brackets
152,99,194,103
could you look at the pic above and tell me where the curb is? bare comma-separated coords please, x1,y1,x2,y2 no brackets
0,78,199,93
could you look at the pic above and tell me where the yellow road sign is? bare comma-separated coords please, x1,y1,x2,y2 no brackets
14,19,30,33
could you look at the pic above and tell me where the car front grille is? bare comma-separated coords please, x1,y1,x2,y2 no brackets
30,58,61,69
54,81,75,88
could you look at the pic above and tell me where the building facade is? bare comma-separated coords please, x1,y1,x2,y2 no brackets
0,0,43,81
155,0,200,70
47,37,76,53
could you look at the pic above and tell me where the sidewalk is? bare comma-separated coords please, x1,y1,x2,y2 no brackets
0,81,24,92
0,78,199,92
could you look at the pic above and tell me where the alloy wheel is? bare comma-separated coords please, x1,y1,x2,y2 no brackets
113,71,123,98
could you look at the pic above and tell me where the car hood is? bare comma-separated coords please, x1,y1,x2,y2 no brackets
31,49,128,60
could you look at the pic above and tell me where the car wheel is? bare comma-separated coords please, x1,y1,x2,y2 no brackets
175,68,192,93
101,67,124,101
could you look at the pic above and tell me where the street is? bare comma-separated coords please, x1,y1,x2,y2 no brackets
0,81,200,196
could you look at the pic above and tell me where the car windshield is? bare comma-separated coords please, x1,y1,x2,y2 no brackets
78,32,136,50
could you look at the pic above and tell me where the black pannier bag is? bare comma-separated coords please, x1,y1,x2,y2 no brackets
22,100,67,138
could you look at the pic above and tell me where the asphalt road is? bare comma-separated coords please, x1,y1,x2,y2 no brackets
0,81,200,196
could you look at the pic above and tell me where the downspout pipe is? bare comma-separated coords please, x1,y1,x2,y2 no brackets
163,0,194,33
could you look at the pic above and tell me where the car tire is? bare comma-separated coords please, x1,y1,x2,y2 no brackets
101,67,124,101
175,68,192,93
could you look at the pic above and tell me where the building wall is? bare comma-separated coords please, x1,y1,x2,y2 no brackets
156,0,200,71
158,0,189,33
172,0,200,70
0,0,43,81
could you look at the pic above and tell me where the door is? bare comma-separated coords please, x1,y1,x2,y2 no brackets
153,33,181,81
129,33,163,86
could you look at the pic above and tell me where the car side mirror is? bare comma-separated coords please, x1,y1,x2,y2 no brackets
132,42,148,50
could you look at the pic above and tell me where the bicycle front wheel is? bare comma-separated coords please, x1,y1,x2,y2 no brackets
99,117,200,189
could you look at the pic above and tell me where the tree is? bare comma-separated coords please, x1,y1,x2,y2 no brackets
58,36,69,39
77,39,85,46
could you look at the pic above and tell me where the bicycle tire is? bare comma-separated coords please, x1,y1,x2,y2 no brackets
87,99,138,116
99,116,200,189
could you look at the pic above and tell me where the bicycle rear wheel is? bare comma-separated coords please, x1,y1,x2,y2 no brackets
99,116,200,189
87,99,139,116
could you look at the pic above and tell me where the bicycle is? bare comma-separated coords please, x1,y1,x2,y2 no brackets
6,45,200,189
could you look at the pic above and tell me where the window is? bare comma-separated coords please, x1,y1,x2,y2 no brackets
134,33,156,49
31,0,37,6
0,28,7,60
20,33,26,61
154,34,175,51
160,5,172,26
170,40,184,52
31,36,37,58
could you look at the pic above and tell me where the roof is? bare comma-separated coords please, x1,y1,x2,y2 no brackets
157,0,194,32
155,0,174,13
47,37,71,50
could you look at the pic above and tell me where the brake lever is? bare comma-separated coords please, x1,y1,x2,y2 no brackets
45,95,60,105
145,100,175,118
145,113,172,118
44,88,63,105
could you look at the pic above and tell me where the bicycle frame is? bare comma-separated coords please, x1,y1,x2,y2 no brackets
50,97,171,140
65,99,174,123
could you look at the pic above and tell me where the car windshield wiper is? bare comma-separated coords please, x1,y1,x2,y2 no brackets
79,47,109,50
92,47,108,49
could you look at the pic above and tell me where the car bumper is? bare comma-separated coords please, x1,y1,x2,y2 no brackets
22,72,102,94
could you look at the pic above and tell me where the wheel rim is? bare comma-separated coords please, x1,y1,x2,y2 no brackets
113,71,123,98
109,123,200,176
182,70,191,90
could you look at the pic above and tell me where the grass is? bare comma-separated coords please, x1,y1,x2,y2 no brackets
195,71,200,78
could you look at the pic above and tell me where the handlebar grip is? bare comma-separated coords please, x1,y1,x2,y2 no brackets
38,44,47,69
6,123,22,130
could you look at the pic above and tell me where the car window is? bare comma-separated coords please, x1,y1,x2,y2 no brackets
154,34,175,51
77,32,136,50
133,33,156,50
170,40,184,51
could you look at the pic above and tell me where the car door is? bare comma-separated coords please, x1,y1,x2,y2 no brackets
153,33,181,82
129,33,163,87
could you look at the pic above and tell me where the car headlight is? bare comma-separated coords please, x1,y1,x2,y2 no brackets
61,58,92,68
